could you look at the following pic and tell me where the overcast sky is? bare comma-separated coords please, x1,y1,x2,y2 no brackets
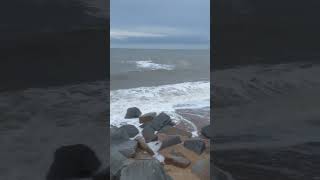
110,0,210,49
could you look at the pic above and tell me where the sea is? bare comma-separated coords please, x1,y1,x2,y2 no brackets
110,48,210,135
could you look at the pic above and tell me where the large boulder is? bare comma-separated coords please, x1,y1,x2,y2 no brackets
139,112,157,124
46,144,101,180
158,125,192,138
142,125,158,143
158,134,182,150
110,149,131,180
125,107,142,119
184,139,206,155
150,112,172,131
119,125,139,138
116,140,138,158
111,127,138,158
120,159,172,180
201,125,211,139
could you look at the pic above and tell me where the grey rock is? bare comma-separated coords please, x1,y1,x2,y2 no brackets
139,112,156,123
201,125,211,139
184,138,206,155
142,125,158,143
164,154,191,168
125,107,142,119
158,125,192,138
150,112,172,131
110,149,130,179
120,159,171,180
119,125,139,138
116,140,138,158
160,135,182,150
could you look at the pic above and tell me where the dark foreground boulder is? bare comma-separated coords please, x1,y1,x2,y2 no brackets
46,144,101,180
119,125,139,138
125,107,142,119
142,125,158,143
150,112,172,131
201,125,211,139
184,139,206,155
120,159,172,180
92,166,110,180
139,112,157,123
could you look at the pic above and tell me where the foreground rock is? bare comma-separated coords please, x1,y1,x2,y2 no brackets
46,144,101,180
110,149,131,179
111,127,137,158
159,125,192,138
150,112,173,131
164,154,191,168
201,125,211,139
158,134,182,150
135,136,155,155
142,125,158,143
119,125,139,138
184,139,206,155
191,159,210,180
125,107,142,119
120,159,172,180
139,112,157,123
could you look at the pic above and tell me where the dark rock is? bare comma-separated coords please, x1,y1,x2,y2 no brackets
46,144,101,180
150,112,172,131
139,121,151,128
135,136,155,155
159,134,182,150
201,125,211,139
119,125,139,138
116,140,138,158
110,127,130,143
191,159,210,180
120,159,171,180
125,107,142,119
158,125,192,138
110,149,130,180
184,139,206,155
164,154,191,168
139,112,156,123
142,125,158,143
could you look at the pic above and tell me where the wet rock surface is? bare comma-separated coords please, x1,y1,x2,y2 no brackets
184,139,206,155
124,107,142,119
139,112,156,124
119,125,139,138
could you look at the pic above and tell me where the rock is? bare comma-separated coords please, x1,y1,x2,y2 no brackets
116,140,138,158
119,125,139,138
125,107,142,119
139,112,156,123
191,159,210,180
142,125,158,143
184,139,206,155
158,125,192,138
164,154,191,168
150,112,172,131
135,136,155,155
110,127,130,142
46,144,101,180
158,134,182,150
110,149,131,179
120,159,171,180
201,125,211,139
139,121,151,128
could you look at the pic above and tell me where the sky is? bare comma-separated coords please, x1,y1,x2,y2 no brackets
110,0,210,49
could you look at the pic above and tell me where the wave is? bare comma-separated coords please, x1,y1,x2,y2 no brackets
110,81,210,130
135,60,175,71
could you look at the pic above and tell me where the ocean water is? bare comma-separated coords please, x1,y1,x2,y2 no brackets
110,48,210,132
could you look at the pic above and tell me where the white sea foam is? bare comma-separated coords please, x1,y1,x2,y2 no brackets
110,81,210,134
135,60,175,70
